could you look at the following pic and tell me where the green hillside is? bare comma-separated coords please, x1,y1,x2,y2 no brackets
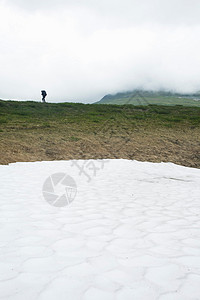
0,99,200,167
95,90,200,107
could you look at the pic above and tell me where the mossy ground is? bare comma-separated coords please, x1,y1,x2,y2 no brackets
0,100,199,167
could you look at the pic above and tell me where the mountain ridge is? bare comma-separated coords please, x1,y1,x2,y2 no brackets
95,90,200,106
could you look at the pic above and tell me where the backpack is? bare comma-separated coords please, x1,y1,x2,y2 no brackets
41,90,47,97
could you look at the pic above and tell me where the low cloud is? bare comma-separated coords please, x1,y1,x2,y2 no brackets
0,0,200,102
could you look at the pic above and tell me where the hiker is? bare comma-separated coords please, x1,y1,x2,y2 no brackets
41,90,47,102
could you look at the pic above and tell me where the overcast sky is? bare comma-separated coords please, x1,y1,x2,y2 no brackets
0,0,200,103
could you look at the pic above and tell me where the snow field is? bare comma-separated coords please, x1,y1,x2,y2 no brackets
0,159,200,299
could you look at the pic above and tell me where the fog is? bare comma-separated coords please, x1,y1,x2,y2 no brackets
1,0,200,103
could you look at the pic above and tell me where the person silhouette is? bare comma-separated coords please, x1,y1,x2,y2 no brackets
41,90,47,102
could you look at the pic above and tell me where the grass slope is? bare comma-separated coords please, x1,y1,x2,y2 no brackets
0,100,200,167
96,90,200,107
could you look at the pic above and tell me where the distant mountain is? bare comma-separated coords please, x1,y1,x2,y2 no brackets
95,90,200,106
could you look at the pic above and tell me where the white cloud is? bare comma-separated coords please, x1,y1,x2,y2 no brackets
0,0,200,102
